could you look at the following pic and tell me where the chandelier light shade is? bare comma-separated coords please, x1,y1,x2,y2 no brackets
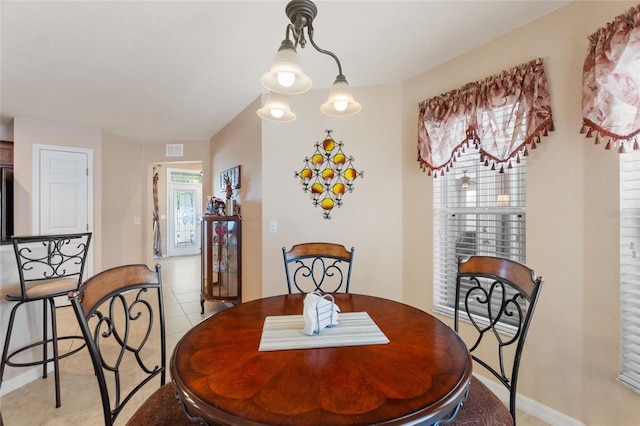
320,75,361,117
257,92,296,122
261,39,313,95
258,0,361,121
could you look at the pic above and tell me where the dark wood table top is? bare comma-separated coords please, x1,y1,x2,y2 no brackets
170,293,471,426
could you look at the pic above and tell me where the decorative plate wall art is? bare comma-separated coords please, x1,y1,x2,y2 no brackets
295,130,363,219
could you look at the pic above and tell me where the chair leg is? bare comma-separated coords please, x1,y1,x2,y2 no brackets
42,299,48,380
0,301,22,398
47,298,61,408
1,299,64,408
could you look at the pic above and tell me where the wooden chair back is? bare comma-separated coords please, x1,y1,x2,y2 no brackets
282,242,354,294
454,255,544,422
68,264,167,425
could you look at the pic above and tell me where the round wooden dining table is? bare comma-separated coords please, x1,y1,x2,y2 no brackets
170,293,472,426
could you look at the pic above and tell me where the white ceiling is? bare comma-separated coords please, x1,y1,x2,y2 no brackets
0,0,570,143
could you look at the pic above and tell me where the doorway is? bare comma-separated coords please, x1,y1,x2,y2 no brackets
32,144,94,304
33,145,92,235
166,167,202,257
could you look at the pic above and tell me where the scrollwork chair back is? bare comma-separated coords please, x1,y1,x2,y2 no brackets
68,264,197,425
282,242,355,294
447,255,544,426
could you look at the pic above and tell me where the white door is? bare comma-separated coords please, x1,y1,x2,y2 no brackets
33,145,93,304
37,148,89,234
167,169,202,257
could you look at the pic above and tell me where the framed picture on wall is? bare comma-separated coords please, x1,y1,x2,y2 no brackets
220,165,241,191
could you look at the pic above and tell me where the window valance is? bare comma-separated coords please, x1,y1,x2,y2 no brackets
581,4,640,152
418,58,554,176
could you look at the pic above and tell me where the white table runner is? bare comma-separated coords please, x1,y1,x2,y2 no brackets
258,312,389,351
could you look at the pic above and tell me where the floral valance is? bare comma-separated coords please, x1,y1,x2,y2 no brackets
417,58,554,176
581,4,640,152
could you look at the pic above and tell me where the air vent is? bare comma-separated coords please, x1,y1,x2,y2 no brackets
166,144,184,157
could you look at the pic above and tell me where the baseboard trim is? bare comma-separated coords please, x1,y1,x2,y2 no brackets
475,374,584,426
0,364,53,397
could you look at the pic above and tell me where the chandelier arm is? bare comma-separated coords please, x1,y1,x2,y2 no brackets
307,25,344,77
285,23,303,49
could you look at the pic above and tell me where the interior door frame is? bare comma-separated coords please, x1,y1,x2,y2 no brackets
166,167,203,257
32,144,94,277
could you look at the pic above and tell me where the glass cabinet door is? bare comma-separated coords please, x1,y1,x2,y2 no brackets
201,216,241,312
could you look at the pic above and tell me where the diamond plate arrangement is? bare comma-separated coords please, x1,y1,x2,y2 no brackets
295,130,363,219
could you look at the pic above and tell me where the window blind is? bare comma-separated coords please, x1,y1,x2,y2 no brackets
619,151,640,393
433,148,526,329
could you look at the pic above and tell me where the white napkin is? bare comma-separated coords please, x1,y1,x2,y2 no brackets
302,292,340,336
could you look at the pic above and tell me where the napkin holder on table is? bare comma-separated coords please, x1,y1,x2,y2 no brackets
302,292,340,336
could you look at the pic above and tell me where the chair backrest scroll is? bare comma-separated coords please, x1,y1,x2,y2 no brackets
68,263,165,426
12,232,92,300
282,242,354,294
454,255,544,420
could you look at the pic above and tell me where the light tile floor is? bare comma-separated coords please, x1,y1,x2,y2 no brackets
0,255,549,426
0,256,230,426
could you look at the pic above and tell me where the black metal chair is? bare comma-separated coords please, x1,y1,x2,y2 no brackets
68,264,196,425
282,242,354,294
0,232,92,408
447,256,544,426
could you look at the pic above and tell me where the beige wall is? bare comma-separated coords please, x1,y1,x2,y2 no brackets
4,1,640,423
209,84,403,303
98,135,210,269
141,140,210,266
9,117,210,271
102,136,209,268
12,117,103,272
210,97,263,302
402,1,638,424
260,84,403,300
101,139,205,268
0,118,106,389
102,131,144,269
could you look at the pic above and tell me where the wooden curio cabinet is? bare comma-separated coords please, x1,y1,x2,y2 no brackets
201,215,241,313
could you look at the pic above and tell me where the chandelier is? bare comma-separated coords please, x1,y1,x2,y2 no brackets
257,0,361,122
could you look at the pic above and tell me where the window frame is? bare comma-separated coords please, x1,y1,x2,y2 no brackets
618,150,640,393
433,147,527,335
